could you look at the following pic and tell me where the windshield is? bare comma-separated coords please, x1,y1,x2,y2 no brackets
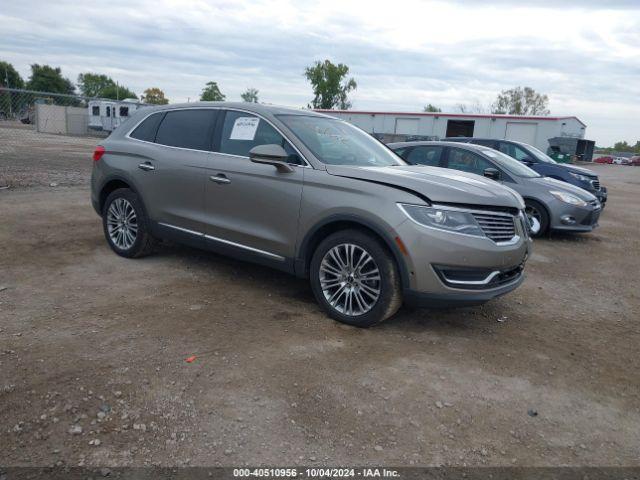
277,115,405,167
526,144,557,164
480,149,541,178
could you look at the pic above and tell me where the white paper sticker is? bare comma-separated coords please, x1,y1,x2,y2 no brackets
229,117,259,140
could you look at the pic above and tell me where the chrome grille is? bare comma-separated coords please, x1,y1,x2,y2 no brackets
591,179,600,190
472,212,516,243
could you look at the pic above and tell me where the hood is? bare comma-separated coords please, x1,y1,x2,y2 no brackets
561,164,597,178
533,176,597,201
325,165,525,210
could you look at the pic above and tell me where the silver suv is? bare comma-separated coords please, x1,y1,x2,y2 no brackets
91,103,531,327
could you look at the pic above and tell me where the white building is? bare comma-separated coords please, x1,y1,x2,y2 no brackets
316,109,587,153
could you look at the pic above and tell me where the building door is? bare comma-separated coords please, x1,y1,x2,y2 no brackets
446,120,475,137
395,118,419,135
505,122,537,145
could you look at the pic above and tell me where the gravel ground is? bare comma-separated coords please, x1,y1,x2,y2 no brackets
1,127,639,467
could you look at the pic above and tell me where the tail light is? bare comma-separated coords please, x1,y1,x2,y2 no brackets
93,145,105,162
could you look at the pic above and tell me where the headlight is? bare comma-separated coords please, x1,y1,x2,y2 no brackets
549,190,587,207
569,172,591,182
399,204,485,237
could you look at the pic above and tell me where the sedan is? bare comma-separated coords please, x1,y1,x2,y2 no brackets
389,141,602,238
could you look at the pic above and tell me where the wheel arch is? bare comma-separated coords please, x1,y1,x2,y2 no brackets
98,175,144,214
295,215,410,290
523,196,552,233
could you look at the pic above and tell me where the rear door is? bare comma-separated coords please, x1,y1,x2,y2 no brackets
127,108,218,235
203,109,305,262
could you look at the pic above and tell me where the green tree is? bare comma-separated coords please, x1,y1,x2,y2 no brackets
0,61,24,89
100,84,138,100
200,81,225,101
141,87,169,105
26,64,75,95
240,88,259,103
492,86,550,115
304,59,357,110
77,73,114,97
423,103,441,112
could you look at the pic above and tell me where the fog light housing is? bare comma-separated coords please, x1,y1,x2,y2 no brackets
561,215,576,225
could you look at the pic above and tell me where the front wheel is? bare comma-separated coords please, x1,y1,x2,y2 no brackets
525,199,549,237
309,230,402,328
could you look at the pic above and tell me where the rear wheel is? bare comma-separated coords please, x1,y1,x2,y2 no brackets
310,230,402,328
102,188,156,258
524,199,549,237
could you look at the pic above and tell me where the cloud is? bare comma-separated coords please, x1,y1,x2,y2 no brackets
0,0,638,145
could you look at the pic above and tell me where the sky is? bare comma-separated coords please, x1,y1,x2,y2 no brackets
0,0,638,146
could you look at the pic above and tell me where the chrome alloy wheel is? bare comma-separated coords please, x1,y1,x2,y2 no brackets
525,205,542,235
319,243,381,316
106,198,138,250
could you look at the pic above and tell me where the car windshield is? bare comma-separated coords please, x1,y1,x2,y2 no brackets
480,148,541,178
525,144,557,164
277,115,405,167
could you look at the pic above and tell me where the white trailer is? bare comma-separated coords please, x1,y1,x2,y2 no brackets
317,110,587,153
88,99,147,132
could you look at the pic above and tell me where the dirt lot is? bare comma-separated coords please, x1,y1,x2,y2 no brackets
1,127,639,467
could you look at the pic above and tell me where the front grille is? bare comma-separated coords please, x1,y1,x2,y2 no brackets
591,179,601,190
471,212,516,243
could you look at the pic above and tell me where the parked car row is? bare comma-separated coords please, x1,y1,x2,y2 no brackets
594,155,640,165
91,103,605,328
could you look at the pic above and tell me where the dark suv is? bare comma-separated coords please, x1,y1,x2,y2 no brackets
445,138,607,206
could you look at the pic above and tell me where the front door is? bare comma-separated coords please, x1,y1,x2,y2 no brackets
203,110,305,262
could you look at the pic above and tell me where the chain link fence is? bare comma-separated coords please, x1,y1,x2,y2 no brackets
0,87,112,138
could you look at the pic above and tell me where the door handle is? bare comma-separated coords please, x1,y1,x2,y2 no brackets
138,162,155,171
209,174,231,184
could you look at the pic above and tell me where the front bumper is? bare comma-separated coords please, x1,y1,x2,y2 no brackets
395,214,531,307
550,201,601,233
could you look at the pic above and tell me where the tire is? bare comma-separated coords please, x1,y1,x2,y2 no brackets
524,199,549,238
309,229,402,328
102,188,156,258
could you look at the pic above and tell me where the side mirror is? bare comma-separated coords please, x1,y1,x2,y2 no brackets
483,168,501,181
249,144,294,173
522,156,535,165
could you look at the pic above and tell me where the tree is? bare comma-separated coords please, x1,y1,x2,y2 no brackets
240,88,259,103
492,86,550,115
200,81,225,101
141,87,168,105
77,73,114,97
304,59,357,110
26,64,75,95
0,61,24,89
456,101,488,114
423,103,441,113
100,84,138,100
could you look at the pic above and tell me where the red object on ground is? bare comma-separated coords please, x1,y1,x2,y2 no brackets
594,156,613,164
185,355,197,363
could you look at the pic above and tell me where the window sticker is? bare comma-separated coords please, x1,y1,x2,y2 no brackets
229,117,259,140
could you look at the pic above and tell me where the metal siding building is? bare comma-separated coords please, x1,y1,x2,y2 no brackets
315,110,587,153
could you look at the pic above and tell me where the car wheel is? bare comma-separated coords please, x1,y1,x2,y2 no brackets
524,199,549,237
310,229,402,328
102,188,156,258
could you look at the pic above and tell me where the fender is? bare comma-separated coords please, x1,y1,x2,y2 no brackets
96,172,148,214
294,213,411,290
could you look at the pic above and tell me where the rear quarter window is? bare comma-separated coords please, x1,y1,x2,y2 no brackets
129,112,164,142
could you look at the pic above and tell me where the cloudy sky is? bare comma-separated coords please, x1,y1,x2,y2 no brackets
1,0,638,146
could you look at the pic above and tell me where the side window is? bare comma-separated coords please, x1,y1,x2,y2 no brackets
92,106,100,116
155,109,217,150
129,112,164,142
218,111,302,164
106,106,111,117
498,142,530,161
119,106,129,117
447,148,494,176
405,146,443,167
